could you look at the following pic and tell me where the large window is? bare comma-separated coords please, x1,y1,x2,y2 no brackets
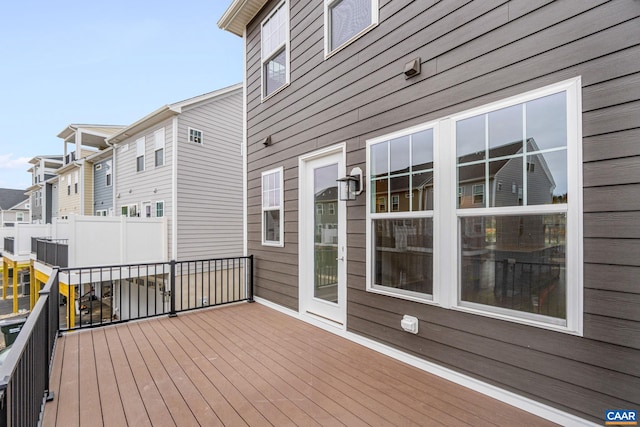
262,167,284,246
325,0,378,54
366,78,582,334
368,125,435,300
261,1,289,98
136,137,145,172
154,128,165,167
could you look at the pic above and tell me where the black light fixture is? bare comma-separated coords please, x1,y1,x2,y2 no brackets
263,136,272,146
337,167,364,201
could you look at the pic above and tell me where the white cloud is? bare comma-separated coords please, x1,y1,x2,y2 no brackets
0,154,30,170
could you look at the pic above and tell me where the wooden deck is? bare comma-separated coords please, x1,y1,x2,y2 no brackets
43,303,557,426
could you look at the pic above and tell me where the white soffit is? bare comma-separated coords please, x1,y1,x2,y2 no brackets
218,0,269,37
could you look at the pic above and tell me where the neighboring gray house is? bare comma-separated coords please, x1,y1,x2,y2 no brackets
0,189,29,227
87,148,114,216
107,83,243,261
219,1,640,425
25,155,63,224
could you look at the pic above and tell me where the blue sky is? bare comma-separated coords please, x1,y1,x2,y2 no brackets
0,0,242,190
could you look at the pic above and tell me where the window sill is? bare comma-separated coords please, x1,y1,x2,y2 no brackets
261,82,290,103
262,241,285,248
451,303,581,336
367,285,435,306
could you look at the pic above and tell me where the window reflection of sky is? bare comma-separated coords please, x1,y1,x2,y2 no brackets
315,163,338,194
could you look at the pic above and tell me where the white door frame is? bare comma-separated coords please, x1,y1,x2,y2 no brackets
298,143,347,328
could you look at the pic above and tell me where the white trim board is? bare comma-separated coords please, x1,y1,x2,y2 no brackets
253,296,598,427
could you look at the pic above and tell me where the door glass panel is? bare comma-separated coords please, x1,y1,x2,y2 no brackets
314,163,339,303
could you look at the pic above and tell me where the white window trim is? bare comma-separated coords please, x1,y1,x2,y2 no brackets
366,120,439,304
155,200,165,218
106,160,112,187
261,166,284,247
324,0,379,58
261,0,290,101
365,77,583,335
188,127,203,145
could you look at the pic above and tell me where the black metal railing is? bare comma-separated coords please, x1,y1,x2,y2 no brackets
0,254,253,424
60,255,254,331
64,151,76,165
2,238,14,255
0,269,59,427
34,239,69,268
31,237,52,254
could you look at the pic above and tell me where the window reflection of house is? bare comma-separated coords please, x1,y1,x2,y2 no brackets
315,186,338,244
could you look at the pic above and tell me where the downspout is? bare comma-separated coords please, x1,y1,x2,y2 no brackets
242,27,248,257
172,116,178,261
105,139,116,216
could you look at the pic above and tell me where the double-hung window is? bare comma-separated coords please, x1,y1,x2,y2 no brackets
155,201,164,218
106,160,112,187
325,0,378,55
136,137,145,172
262,167,284,246
261,1,289,99
154,128,165,167
74,171,79,194
368,125,435,300
367,78,583,334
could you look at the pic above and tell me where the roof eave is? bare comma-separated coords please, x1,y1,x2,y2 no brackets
106,106,179,145
218,0,269,36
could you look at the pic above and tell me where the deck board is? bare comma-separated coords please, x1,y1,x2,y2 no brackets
92,328,128,427
43,302,558,426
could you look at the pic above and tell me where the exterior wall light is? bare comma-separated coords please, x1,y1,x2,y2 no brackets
337,167,364,201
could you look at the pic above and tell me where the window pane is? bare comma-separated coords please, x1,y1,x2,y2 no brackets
370,141,388,178
264,210,280,242
411,171,433,211
389,175,409,212
265,48,287,96
526,92,567,151
389,135,410,175
458,164,485,208
155,149,164,167
372,178,387,213
373,218,433,296
488,157,522,207
489,104,522,151
330,0,371,50
527,149,567,205
457,115,485,161
412,129,434,171
460,214,566,320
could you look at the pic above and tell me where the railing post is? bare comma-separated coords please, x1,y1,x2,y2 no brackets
249,255,254,303
169,260,177,317
38,285,55,402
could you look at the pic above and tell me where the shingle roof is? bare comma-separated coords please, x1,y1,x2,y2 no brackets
0,188,28,210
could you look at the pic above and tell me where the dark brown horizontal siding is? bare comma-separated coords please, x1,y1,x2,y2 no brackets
244,0,640,424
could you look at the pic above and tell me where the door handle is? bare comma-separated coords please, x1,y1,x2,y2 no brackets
336,257,344,261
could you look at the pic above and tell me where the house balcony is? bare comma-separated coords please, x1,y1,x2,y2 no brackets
30,215,167,271
64,151,77,165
